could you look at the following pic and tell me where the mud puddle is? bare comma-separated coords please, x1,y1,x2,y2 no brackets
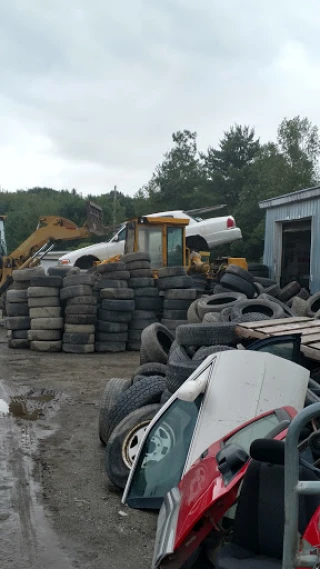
0,384,74,569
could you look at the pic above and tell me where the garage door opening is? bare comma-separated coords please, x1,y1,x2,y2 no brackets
280,219,311,290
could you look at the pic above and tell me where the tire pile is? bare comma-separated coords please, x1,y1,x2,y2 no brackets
93,262,132,353
122,253,159,352
157,266,196,332
61,273,97,354
5,267,44,349
28,274,63,352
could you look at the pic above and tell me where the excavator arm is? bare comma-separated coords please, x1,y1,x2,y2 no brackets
0,200,107,293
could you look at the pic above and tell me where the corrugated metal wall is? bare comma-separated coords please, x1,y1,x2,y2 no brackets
263,197,320,293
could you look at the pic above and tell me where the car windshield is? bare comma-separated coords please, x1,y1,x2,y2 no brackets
126,395,203,509
224,413,280,456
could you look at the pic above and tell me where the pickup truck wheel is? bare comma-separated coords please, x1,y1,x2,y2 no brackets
105,376,166,443
99,378,132,445
105,404,162,488
176,322,237,347
231,299,285,321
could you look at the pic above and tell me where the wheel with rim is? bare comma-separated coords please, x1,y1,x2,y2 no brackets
105,403,174,488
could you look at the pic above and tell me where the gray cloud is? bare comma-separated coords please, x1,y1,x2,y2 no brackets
0,0,320,195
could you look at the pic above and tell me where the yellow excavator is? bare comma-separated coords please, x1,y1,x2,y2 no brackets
0,201,107,294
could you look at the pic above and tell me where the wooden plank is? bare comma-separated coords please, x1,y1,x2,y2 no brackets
235,326,267,340
238,317,309,330
253,321,320,335
306,342,320,350
302,345,320,361
301,333,320,344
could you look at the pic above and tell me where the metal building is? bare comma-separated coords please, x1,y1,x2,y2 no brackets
259,185,320,293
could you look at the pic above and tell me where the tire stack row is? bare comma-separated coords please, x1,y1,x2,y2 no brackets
157,267,195,333
61,274,97,354
122,253,159,351
93,262,132,353
5,268,45,349
28,275,63,352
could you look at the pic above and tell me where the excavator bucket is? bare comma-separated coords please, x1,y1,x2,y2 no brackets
86,201,107,236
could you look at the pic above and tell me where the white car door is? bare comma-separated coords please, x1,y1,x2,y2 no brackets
107,225,127,257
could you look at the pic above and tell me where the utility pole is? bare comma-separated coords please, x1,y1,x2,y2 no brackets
113,185,117,226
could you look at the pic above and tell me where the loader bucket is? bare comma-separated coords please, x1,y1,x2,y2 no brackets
86,201,107,236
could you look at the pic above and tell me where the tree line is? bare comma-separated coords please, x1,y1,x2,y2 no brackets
1,115,319,260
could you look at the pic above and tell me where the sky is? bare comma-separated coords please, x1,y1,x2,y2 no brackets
1,0,320,196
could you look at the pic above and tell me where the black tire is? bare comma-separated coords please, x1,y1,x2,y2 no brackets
31,317,64,330
63,332,95,344
48,266,77,277
8,339,30,349
158,266,187,278
127,341,141,351
219,306,232,322
6,303,29,316
129,269,153,278
297,288,310,300
98,309,131,323
164,289,197,300
192,345,234,360
65,305,97,315
64,314,97,325
30,340,62,352
248,263,269,275
66,296,97,307
163,299,192,310
134,297,163,311
307,293,320,316
134,287,159,298
129,278,155,289
161,319,188,330
95,332,128,342
30,276,62,288
132,310,157,320
253,276,277,287
176,322,237,347
105,404,162,488
202,313,219,323
12,268,44,281
29,307,62,319
122,252,151,263
277,281,301,302
10,281,30,290
98,270,130,281
100,288,134,300
101,299,135,311
62,343,95,353
97,320,129,332
64,324,95,333
130,319,158,330
213,284,232,294
258,293,295,317
220,273,255,298
263,284,281,297
128,330,142,341
236,312,272,323
96,279,128,289
95,342,127,352
132,362,168,380
187,299,203,323
157,276,193,290
105,376,165,445
62,275,95,288
28,329,61,341
125,260,151,271
98,262,126,273
140,323,174,365
28,296,61,308
12,330,29,339
160,389,172,403
166,359,201,392
4,316,30,330
162,309,187,319
60,285,93,301
225,264,254,284
291,297,309,317
28,286,60,298
99,378,132,444
197,292,246,319
231,299,285,321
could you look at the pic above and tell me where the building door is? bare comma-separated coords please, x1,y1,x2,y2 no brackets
280,219,311,290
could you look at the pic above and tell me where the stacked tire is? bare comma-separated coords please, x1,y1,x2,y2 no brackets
5,268,45,349
61,274,97,354
122,253,159,351
157,267,195,332
96,288,134,352
28,275,63,352
220,265,257,299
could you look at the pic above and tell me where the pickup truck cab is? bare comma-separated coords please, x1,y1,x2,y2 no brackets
58,211,242,269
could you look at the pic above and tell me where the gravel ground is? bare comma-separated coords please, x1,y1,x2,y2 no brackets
0,327,157,569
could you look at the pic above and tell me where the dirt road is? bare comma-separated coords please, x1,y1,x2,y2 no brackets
0,328,157,569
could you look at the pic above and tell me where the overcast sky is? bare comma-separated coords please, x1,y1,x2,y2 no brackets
1,0,320,196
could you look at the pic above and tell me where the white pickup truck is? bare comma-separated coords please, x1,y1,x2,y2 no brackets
58,210,242,269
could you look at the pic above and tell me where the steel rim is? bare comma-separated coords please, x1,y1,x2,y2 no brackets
122,420,175,469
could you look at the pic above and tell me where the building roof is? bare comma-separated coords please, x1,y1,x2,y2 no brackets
259,185,320,209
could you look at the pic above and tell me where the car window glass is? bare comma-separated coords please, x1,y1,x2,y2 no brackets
253,341,295,362
224,413,280,456
117,227,127,241
127,396,203,505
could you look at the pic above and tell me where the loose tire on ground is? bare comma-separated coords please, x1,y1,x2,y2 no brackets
99,378,132,444
176,322,237,347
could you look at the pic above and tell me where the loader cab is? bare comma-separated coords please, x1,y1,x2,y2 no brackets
125,216,190,270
